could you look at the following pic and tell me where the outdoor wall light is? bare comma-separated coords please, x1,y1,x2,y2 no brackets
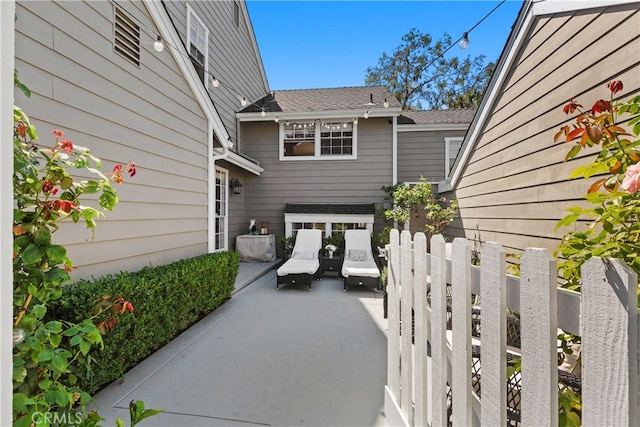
230,178,243,195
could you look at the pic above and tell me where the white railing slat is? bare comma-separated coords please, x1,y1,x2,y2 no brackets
400,230,414,425
520,248,558,426
451,238,473,426
480,242,507,426
430,234,448,426
413,233,429,427
581,257,639,426
384,229,404,426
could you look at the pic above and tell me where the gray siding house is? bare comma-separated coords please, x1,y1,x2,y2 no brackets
439,0,640,257
12,0,474,280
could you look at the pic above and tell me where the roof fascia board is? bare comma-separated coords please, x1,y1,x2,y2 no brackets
284,213,374,223
439,0,535,192
532,0,639,15
143,0,230,147
237,108,402,122
224,151,264,175
397,123,470,132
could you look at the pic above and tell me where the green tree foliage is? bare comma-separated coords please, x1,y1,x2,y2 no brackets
365,28,494,110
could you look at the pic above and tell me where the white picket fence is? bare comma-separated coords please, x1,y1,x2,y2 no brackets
384,229,639,426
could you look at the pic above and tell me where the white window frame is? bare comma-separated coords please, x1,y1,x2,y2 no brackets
186,4,209,89
214,167,229,251
279,120,357,161
445,137,463,177
284,213,374,238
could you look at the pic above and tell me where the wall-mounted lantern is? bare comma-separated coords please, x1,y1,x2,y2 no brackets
230,178,243,195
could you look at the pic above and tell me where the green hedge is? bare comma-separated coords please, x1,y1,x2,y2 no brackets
48,251,240,394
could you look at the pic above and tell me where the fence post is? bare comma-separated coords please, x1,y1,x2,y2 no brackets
430,234,448,426
413,232,429,427
400,230,414,425
480,242,507,426
451,238,472,426
520,248,558,426
581,257,638,426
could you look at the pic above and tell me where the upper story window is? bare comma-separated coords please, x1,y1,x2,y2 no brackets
445,137,463,175
280,120,357,160
187,5,209,86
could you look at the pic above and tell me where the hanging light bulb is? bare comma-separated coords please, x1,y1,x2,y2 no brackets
274,116,279,123
153,35,164,52
211,75,220,88
260,108,266,117
383,98,389,108
353,118,358,125
240,97,248,107
364,110,369,119
460,32,469,49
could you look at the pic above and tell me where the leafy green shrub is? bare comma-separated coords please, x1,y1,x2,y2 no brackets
48,251,240,394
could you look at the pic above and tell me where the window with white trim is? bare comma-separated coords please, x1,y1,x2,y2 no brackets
445,137,463,176
280,120,357,160
187,5,209,86
214,169,228,251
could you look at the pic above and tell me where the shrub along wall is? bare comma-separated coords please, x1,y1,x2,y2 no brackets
48,251,240,394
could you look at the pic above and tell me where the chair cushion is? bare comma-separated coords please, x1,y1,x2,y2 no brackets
293,251,316,260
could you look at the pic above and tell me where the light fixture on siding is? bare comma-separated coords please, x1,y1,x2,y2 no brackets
460,32,469,49
153,35,164,52
230,178,243,195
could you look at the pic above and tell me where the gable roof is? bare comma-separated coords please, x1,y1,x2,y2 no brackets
236,85,402,121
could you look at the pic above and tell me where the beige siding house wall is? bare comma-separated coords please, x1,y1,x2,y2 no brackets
14,0,218,280
441,1,640,257
240,117,394,239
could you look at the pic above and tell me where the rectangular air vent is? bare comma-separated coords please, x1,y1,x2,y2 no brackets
114,6,140,66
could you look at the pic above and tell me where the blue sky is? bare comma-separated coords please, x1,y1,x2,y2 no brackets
246,0,523,91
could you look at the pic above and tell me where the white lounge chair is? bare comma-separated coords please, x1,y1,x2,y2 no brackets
276,229,322,291
341,229,381,291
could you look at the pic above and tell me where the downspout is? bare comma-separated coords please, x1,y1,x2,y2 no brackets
392,115,398,184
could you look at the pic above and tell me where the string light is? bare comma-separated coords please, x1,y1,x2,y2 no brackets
153,35,164,52
211,75,220,87
460,32,469,49
240,97,248,107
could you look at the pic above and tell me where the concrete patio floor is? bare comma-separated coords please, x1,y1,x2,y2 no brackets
90,261,389,427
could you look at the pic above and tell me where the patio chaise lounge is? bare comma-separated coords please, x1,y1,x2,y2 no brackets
276,229,322,291
341,229,381,291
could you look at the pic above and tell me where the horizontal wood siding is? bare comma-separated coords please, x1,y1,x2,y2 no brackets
397,129,467,184
447,4,640,257
240,118,394,240
15,0,211,280
164,1,268,144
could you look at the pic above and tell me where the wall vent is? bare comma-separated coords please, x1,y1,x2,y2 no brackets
114,6,140,66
